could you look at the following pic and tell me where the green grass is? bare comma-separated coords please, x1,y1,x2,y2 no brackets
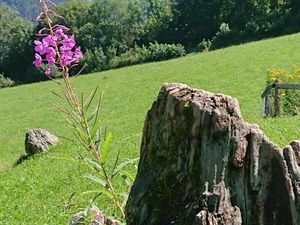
1,33,300,224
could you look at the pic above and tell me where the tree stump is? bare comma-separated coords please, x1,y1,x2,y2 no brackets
125,83,300,225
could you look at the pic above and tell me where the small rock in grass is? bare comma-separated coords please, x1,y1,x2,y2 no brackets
25,128,59,155
70,206,121,225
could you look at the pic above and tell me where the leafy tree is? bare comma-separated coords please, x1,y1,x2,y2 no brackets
0,3,35,82
163,0,227,46
57,0,144,53
138,0,173,44
57,0,92,49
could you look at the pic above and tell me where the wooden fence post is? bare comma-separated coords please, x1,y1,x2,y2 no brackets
274,85,280,116
262,94,271,117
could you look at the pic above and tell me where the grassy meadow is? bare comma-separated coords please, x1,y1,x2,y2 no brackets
0,33,300,224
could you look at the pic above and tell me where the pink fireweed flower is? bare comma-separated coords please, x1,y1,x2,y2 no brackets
74,47,83,60
34,53,42,68
60,45,71,53
34,40,45,55
34,23,83,76
43,34,58,47
45,67,52,76
60,51,74,66
45,46,56,55
46,53,56,65
62,35,75,50
55,28,66,38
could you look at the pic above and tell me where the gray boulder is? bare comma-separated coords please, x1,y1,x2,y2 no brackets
25,128,59,155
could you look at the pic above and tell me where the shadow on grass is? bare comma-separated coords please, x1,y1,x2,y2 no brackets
14,154,33,166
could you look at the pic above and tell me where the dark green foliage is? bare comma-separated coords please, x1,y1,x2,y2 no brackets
162,0,300,49
147,42,186,61
83,42,185,72
2,0,300,82
57,0,144,54
83,48,108,73
56,0,184,73
166,0,225,46
138,0,173,44
108,45,150,69
0,3,38,83
109,43,186,69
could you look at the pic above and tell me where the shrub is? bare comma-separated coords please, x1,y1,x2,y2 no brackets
109,45,150,68
83,47,107,73
210,23,234,49
109,42,186,69
0,74,15,88
196,39,212,52
147,42,186,61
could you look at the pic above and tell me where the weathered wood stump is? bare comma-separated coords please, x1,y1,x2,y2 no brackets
125,83,300,225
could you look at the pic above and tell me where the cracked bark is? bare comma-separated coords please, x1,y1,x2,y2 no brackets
125,83,300,225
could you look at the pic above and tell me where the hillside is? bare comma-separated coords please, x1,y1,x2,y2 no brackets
0,33,299,224
0,0,65,19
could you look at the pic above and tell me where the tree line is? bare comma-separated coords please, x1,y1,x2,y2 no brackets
1,0,300,84
0,0,65,19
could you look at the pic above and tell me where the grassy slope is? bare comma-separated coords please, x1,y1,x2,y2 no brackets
0,33,299,224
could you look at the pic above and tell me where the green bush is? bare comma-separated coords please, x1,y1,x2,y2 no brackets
109,43,185,69
83,47,108,73
210,23,235,49
109,45,149,68
147,42,186,61
196,39,212,52
0,74,15,88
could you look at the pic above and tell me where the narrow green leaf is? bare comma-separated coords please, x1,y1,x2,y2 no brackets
83,158,105,176
81,190,114,200
93,92,104,128
101,132,113,164
79,155,98,173
95,128,101,154
49,156,78,162
50,90,64,100
73,132,90,152
90,118,107,139
83,174,107,187
120,170,135,183
84,86,99,111
112,158,139,178
111,148,121,175
80,92,84,112
87,107,98,123
75,126,89,142
120,192,129,208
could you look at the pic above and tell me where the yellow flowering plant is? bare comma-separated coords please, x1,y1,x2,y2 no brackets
265,66,300,116
266,67,300,84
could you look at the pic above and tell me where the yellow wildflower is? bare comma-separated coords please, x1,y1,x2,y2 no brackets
288,74,297,79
